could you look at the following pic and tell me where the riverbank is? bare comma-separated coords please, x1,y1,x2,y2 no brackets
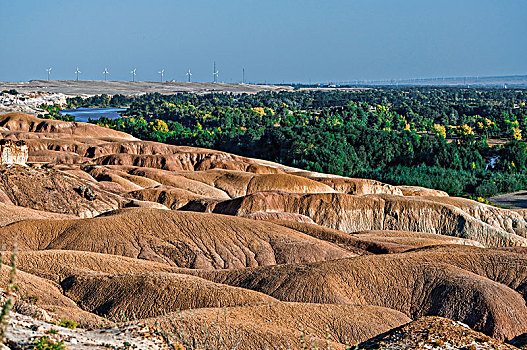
60,107,127,122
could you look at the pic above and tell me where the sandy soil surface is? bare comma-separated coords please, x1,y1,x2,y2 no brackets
5,311,167,349
0,80,293,97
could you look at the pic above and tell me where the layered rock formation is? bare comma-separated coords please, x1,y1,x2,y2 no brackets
0,139,28,165
207,191,527,247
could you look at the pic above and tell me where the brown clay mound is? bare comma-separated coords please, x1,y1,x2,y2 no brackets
210,191,527,247
53,165,99,182
147,303,411,350
24,138,101,156
268,220,482,254
352,230,484,249
90,150,255,173
514,209,527,221
128,188,211,210
0,264,106,328
246,173,335,194
179,169,254,198
92,166,337,200
308,176,403,195
243,212,316,224
92,141,240,159
358,316,518,349
86,142,290,175
82,166,160,191
122,167,230,199
246,162,284,174
0,208,354,268
91,172,143,191
493,247,527,254
61,272,278,319
123,199,169,210
178,170,336,198
398,245,527,302
397,185,449,197
0,112,135,140
266,219,392,254
16,250,183,283
197,253,527,340
0,165,126,217
28,149,88,164
0,202,76,226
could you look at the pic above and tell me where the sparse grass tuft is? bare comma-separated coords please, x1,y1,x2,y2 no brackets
32,336,66,350
58,318,78,329
468,195,499,207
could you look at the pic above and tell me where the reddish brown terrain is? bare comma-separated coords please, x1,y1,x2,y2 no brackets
0,112,526,349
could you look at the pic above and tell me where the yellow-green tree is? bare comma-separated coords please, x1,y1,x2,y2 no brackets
433,124,446,138
459,124,475,136
449,124,474,137
512,126,522,140
148,119,169,134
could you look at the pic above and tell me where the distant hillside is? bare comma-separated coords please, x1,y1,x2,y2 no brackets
0,80,293,96
333,75,527,88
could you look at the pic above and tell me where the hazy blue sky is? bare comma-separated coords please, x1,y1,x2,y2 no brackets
1,0,525,83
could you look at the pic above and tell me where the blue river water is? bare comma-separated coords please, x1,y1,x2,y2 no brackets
60,107,127,123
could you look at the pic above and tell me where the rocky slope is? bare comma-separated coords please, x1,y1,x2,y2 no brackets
358,316,520,349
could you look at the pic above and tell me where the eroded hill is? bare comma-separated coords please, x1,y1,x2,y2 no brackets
0,112,526,349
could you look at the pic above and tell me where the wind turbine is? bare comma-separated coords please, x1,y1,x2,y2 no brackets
130,68,136,82
242,68,245,84
158,69,164,82
213,61,219,83
46,67,52,81
75,67,81,81
186,69,192,82
103,67,109,81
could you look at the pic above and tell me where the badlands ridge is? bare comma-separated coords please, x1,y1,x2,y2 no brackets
0,112,526,349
